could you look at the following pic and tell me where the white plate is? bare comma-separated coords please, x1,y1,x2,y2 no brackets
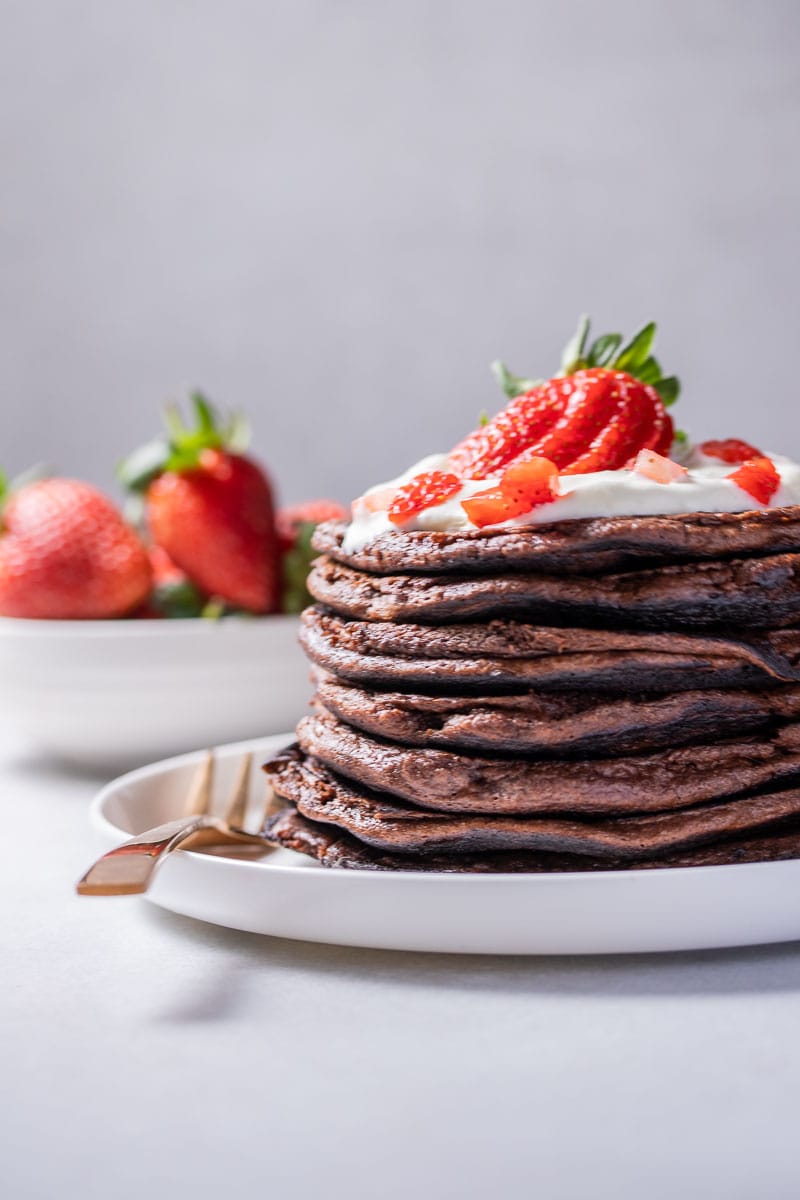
90,735,800,955
0,615,309,768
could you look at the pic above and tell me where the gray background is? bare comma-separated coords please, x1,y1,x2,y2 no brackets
1,0,799,505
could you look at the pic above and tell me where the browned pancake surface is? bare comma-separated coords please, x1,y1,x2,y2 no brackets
265,803,800,873
308,553,800,630
315,675,800,756
263,750,800,865
297,711,800,815
314,508,800,576
301,607,800,693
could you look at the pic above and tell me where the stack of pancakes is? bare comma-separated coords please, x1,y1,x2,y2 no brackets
263,508,800,872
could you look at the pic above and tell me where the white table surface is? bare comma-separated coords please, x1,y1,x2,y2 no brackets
4,733,800,1200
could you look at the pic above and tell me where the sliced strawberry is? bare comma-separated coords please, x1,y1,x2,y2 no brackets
448,383,569,479
631,449,688,484
728,457,780,506
449,319,678,479
387,471,461,525
701,438,763,464
452,368,672,480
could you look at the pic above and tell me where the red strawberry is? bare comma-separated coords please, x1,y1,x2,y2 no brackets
0,477,151,619
462,456,560,528
449,382,571,479
498,457,560,506
449,319,678,480
120,394,280,614
277,499,349,614
700,438,763,464
461,487,526,527
387,471,461,525
276,499,348,552
728,457,780,506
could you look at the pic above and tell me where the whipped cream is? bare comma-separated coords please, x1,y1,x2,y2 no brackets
343,448,800,554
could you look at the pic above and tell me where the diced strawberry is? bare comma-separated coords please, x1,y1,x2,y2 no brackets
387,471,461,525
462,456,561,528
461,487,532,528
351,487,399,520
727,457,780,506
701,438,763,464
631,449,688,484
499,457,560,505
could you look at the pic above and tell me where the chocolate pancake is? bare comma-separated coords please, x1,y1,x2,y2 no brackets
297,711,800,815
308,552,800,630
301,607,800,694
265,803,800,873
315,508,800,576
315,675,800,756
264,748,800,861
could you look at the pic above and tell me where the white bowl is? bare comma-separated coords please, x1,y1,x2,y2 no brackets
0,614,310,768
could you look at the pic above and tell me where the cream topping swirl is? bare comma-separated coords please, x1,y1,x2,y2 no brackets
342,448,800,554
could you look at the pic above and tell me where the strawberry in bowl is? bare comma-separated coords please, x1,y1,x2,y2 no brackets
0,396,345,766
0,476,151,619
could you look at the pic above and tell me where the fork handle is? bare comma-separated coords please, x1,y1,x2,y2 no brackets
76,816,225,896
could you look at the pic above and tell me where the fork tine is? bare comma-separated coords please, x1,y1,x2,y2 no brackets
223,753,253,829
185,750,215,816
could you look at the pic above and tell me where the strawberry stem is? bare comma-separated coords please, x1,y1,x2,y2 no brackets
491,360,542,399
491,316,681,410
119,392,251,492
559,314,591,374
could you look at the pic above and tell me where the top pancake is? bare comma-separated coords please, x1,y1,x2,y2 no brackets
314,507,800,577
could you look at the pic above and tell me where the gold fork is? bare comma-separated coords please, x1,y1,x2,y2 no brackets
76,751,274,897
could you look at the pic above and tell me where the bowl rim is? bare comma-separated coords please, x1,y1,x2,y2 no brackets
0,613,301,639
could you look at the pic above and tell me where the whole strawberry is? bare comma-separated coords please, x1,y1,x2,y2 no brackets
0,476,152,619
276,499,349,553
449,317,680,479
120,394,280,614
277,498,348,613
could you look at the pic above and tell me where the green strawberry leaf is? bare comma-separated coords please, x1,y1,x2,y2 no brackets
191,392,217,437
117,438,172,493
586,333,622,367
151,577,206,619
282,521,317,613
560,315,591,374
201,597,228,621
491,361,541,398
654,376,680,406
224,411,251,453
614,322,656,372
635,355,662,386
672,428,689,444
